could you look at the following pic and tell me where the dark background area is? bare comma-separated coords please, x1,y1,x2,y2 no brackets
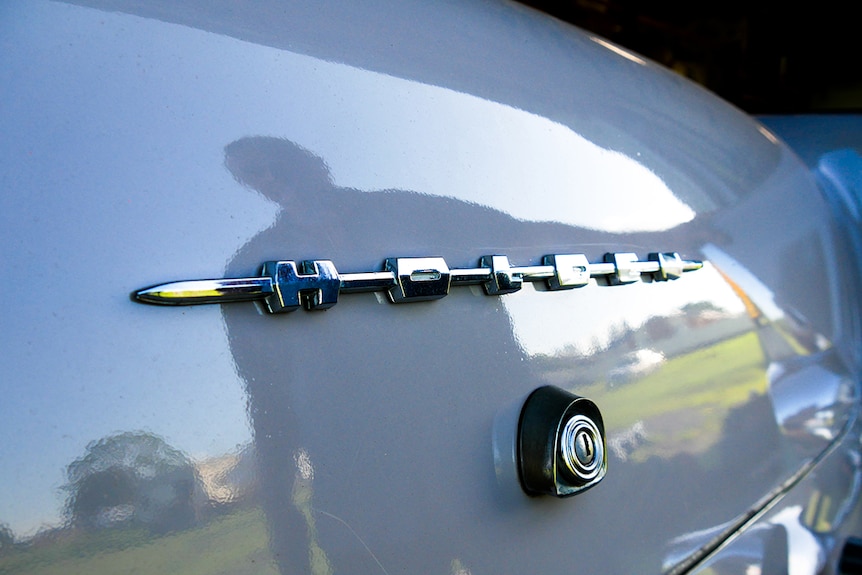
520,0,861,113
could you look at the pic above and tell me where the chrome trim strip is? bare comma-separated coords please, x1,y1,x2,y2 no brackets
134,252,703,313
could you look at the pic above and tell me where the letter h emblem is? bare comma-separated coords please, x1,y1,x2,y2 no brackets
261,260,340,312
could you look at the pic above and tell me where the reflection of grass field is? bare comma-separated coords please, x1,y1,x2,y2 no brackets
578,332,768,457
0,334,770,574
0,508,278,575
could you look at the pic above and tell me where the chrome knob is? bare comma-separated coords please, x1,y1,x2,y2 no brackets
560,415,604,482
517,386,607,497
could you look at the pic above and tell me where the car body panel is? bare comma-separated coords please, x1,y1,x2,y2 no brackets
2,1,860,573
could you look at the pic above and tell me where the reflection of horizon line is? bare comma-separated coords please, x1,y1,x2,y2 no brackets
701,243,784,321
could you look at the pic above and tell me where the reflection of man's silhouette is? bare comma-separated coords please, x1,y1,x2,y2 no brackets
223,137,558,574
220,137,777,574
224,137,602,573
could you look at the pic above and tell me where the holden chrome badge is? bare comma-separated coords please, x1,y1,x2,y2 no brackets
134,252,702,313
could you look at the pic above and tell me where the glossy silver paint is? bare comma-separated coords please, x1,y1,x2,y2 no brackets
1,1,860,574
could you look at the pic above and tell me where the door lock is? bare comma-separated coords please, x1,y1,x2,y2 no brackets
518,386,607,497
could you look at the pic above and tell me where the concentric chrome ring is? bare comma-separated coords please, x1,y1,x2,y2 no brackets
560,415,604,481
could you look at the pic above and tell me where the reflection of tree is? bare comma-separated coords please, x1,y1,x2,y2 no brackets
0,523,13,553
681,301,725,316
63,432,199,534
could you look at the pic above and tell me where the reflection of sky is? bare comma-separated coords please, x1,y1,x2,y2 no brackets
2,1,699,534
325,90,696,232
503,263,747,356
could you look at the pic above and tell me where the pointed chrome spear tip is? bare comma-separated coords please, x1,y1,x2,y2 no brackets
684,260,704,272
134,277,274,306
134,282,196,305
